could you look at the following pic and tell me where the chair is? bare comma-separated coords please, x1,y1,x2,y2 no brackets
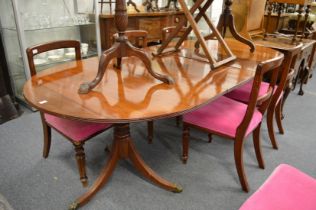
113,29,148,48
182,56,284,192
161,26,188,42
225,44,302,149
26,40,112,187
239,164,316,210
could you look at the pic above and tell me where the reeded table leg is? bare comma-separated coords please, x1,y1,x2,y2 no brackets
69,123,182,210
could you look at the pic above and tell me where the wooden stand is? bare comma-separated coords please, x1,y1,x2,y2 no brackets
155,0,255,68
164,0,179,11
127,0,140,12
79,0,173,94
195,0,255,52
69,124,182,210
155,0,238,69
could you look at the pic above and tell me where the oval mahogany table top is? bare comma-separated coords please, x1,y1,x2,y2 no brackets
23,39,283,123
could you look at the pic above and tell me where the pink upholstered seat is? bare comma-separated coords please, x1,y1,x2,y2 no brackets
226,81,281,103
45,114,111,142
183,96,263,138
240,164,316,210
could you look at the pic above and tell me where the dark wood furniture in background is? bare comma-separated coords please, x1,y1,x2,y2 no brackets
264,13,290,34
26,40,112,187
99,10,186,50
23,40,282,209
266,0,311,42
292,38,316,95
157,0,250,68
236,0,316,96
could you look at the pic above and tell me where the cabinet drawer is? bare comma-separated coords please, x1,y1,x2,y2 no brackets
139,18,161,40
173,14,186,24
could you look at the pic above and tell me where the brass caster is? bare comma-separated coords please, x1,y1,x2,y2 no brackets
68,202,79,210
81,179,88,188
172,185,183,193
181,156,188,164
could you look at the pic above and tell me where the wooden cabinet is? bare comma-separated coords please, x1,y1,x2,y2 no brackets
99,11,186,50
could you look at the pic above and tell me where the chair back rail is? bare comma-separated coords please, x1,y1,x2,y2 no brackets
26,40,81,76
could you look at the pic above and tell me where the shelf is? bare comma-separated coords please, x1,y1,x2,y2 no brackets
35,50,97,70
2,27,18,31
25,22,95,32
2,22,95,32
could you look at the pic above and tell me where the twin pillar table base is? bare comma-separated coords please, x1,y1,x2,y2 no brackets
69,123,182,210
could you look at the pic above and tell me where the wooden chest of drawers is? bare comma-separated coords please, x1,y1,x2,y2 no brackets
99,11,186,50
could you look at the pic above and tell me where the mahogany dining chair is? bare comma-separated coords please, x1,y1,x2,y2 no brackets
26,40,112,187
182,56,284,192
225,44,302,149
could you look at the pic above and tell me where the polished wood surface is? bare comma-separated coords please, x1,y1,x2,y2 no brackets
23,39,282,123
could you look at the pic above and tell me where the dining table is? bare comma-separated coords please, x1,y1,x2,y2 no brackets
23,39,283,209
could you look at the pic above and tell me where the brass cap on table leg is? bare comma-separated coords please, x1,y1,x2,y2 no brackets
172,184,183,193
78,83,91,94
68,202,79,210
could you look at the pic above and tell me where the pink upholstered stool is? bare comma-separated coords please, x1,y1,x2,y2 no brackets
240,164,316,210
